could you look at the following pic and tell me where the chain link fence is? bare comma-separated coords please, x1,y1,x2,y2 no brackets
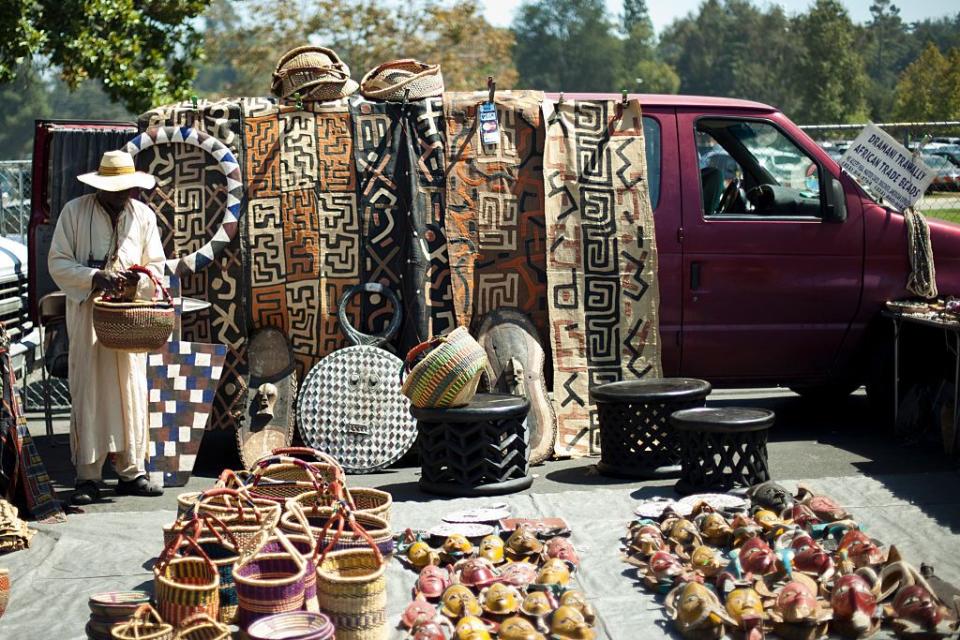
801,121,960,225
0,160,31,243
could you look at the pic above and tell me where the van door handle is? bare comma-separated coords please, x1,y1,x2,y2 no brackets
690,262,701,291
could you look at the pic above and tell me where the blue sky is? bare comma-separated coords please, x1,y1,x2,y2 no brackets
480,0,956,32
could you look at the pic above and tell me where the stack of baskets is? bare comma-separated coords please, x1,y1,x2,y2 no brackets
139,446,391,639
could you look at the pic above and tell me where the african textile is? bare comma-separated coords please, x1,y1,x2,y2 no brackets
147,341,227,487
138,98,266,429
442,91,550,348
543,99,661,456
244,100,362,374
0,498,34,553
0,329,63,523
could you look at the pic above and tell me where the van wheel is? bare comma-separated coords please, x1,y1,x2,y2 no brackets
865,345,897,431
789,382,860,402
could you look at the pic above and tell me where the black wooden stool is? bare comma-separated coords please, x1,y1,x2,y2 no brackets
592,378,712,478
412,393,534,496
670,407,774,495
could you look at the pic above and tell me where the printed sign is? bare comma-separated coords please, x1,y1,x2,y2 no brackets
479,102,499,145
839,123,934,211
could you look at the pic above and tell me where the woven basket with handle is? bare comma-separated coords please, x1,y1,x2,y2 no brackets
233,529,307,631
271,46,358,101
93,265,174,352
280,501,393,557
172,613,230,640
110,604,174,640
401,327,488,409
153,535,220,627
359,59,444,101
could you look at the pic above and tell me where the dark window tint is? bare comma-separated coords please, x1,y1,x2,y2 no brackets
643,116,661,210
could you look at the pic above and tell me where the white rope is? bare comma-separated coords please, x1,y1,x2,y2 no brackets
904,207,938,299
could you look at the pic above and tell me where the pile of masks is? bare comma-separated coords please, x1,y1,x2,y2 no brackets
396,522,596,640
623,481,960,639
0,498,34,554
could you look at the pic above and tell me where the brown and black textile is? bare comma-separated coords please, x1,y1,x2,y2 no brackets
543,99,661,456
442,91,550,348
136,98,270,429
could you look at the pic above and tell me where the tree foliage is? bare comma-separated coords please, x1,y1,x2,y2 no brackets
893,43,960,121
0,0,212,113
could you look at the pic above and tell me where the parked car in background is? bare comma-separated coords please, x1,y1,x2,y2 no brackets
0,236,38,375
929,146,960,169
923,153,960,192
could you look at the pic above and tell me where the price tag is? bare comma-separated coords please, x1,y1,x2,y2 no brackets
479,102,499,146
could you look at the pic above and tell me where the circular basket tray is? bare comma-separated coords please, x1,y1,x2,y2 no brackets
427,522,495,539
297,345,417,473
442,504,511,523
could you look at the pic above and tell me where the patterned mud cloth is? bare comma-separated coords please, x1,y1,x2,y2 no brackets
543,99,661,456
442,91,550,350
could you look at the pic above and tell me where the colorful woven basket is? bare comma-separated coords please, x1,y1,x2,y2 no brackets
233,530,307,630
359,59,444,101
92,265,174,352
260,532,318,613
401,327,488,409
0,568,8,621
288,487,393,525
110,604,174,640
89,590,151,620
280,504,394,557
191,487,278,553
315,549,387,640
246,611,335,640
248,455,336,505
171,613,230,640
154,536,220,627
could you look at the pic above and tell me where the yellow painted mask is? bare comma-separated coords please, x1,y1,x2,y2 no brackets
536,558,572,586
442,534,474,557
498,616,545,640
408,541,437,568
480,582,522,615
520,590,556,617
549,605,596,640
690,545,726,577
479,534,505,564
559,590,596,625
455,616,492,640
726,587,764,624
507,525,543,557
441,584,483,619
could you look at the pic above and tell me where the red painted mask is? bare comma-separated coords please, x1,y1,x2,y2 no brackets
497,562,539,588
403,599,439,629
838,530,884,567
893,585,943,629
417,565,452,599
791,534,833,577
776,580,820,623
649,551,684,581
631,524,664,556
831,574,877,622
804,494,847,521
739,537,776,575
784,503,821,528
412,620,450,640
458,558,498,588
546,536,580,567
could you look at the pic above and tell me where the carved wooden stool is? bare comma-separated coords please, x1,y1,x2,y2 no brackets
670,407,774,495
412,393,534,497
592,378,712,478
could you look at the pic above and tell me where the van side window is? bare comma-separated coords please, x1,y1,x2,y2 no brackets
643,116,661,210
696,119,821,218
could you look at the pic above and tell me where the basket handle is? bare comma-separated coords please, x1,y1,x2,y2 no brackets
403,335,445,373
338,282,403,347
173,613,228,639
314,491,384,567
125,604,167,640
270,447,348,479
252,455,329,495
215,468,250,490
177,511,241,553
195,487,264,526
129,265,173,305
156,532,217,575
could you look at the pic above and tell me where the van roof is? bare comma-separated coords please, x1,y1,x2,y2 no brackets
544,92,776,112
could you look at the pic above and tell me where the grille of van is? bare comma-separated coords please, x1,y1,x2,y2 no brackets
0,273,32,344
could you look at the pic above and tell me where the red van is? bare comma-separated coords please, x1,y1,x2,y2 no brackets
30,96,959,410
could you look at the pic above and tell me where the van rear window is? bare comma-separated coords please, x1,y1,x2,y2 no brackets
643,116,661,210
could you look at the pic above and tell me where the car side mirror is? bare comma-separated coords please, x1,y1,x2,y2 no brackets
824,176,847,223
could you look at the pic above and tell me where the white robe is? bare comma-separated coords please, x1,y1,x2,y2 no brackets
47,194,166,468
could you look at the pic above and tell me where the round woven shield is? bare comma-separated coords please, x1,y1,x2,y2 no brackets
297,345,415,473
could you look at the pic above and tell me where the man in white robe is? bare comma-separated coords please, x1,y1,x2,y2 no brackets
48,150,166,504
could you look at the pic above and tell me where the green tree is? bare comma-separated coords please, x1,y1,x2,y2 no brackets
791,0,869,123
893,43,952,121
0,63,50,158
512,0,622,92
862,0,911,119
0,0,213,112
620,0,679,94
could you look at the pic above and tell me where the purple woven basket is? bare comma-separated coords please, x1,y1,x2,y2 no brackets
246,611,335,640
234,552,306,630
261,534,317,606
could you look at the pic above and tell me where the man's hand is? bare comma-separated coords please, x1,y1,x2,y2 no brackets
92,270,123,293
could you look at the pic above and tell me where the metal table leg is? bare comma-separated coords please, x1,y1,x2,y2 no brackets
953,331,959,456
892,317,901,427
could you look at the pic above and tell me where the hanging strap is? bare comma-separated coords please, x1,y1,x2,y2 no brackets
904,207,938,299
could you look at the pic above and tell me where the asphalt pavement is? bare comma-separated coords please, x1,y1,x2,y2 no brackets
25,386,959,513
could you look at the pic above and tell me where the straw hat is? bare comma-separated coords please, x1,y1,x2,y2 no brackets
77,150,156,192
271,46,359,102
360,59,444,102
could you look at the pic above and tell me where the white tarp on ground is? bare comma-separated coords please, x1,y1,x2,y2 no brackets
1,472,958,639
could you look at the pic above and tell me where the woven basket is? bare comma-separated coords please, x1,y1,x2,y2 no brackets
248,455,337,505
171,515,242,626
271,46,358,101
172,613,230,640
154,536,221,626
93,265,174,352
111,604,174,640
280,505,394,557
260,532,319,613
288,487,392,525
192,487,279,553
315,549,387,640
359,59,444,101
0,568,9,621
246,611,335,640
401,327,488,409
234,530,307,630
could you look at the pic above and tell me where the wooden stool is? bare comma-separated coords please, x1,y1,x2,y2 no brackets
412,393,534,496
592,378,712,478
670,407,774,495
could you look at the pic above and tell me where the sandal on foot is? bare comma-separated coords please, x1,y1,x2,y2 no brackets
71,481,101,506
116,475,163,497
